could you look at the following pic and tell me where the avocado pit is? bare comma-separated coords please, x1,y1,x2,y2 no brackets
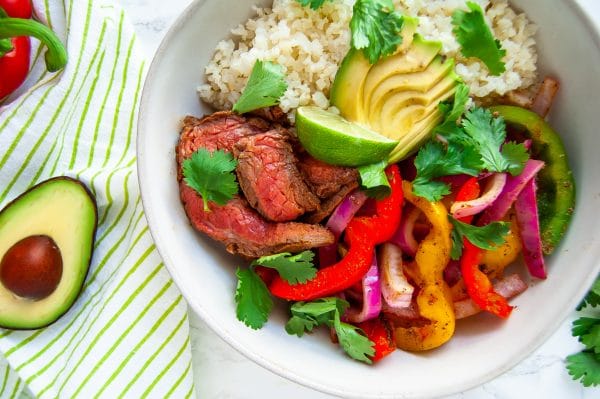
1,235,63,300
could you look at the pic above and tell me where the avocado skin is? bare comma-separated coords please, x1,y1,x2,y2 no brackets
331,22,459,164
0,176,97,330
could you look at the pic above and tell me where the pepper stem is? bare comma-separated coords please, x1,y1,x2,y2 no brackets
0,18,67,72
0,38,12,56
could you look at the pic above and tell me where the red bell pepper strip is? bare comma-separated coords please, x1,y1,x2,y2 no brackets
0,4,67,100
455,178,513,319
355,318,395,362
269,165,403,301
0,0,32,19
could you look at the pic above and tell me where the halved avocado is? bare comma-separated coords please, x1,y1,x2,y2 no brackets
0,177,97,329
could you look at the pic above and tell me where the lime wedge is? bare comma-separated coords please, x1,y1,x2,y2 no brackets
295,106,398,167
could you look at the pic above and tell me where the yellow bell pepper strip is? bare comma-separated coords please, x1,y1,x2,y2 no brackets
392,181,455,351
269,165,403,301
480,216,522,279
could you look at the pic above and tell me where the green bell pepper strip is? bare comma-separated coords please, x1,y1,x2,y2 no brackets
0,17,67,72
490,105,575,255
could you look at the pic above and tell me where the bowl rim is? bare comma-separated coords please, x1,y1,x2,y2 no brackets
136,0,600,397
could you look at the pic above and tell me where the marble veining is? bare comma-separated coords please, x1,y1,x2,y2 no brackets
121,0,600,397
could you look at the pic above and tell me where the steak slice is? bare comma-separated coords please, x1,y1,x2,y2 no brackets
234,130,320,222
180,184,333,258
177,111,270,168
298,154,359,199
298,154,360,223
177,111,334,258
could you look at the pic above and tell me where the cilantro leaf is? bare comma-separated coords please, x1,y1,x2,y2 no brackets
461,107,528,175
334,313,375,364
412,141,481,201
451,1,506,76
232,60,288,114
295,0,333,10
235,267,273,330
579,276,600,310
572,317,600,354
182,148,239,211
285,298,375,363
350,0,404,64
449,216,510,260
251,251,317,285
566,351,600,387
437,83,470,129
358,160,391,199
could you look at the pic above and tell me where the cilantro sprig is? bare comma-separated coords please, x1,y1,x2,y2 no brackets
286,297,376,364
350,0,404,64
232,60,288,114
413,86,529,201
358,160,391,199
448,216,510,260
294,0,334,9
451,1,506,76
235,251,317,329
182,148,239,211
567,276,600,387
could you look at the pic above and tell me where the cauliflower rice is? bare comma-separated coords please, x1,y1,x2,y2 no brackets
198,0,538,113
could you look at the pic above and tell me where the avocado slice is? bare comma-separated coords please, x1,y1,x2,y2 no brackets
330,17,420,123
0,177,97,329
331,23,459,163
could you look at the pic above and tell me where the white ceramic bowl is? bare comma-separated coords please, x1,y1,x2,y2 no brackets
137,1,600,397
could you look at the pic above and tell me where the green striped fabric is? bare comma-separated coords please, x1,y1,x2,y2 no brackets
0,0,195,397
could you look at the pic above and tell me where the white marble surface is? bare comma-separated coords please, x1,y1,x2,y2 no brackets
122,0,600,397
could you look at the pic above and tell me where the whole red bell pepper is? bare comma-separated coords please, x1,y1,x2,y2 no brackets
455,177,513,319
0,1,67,100
269,165,403,301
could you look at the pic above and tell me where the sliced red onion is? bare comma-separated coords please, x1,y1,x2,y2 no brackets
451,173,507,219
443,260,462,287
454,274,528,319
379,243,414,309
319,190,368,267
515,178,546,279
345,253,382,323
531,77,560,118
479,159,545,224
389,205,420,257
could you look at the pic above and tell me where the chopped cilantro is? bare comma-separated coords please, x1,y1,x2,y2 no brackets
251,251,317,285
358,160,391,199
232,60,288,114
235,268,273,330
449,216,510,260
350,0,404,64
285,298,375,364
567,275,600,386
451,1,506,76
295,0,334,9
235,251,318,330
182,148,238,211
461,107,528,175
435,82,470,136
412,140,481,201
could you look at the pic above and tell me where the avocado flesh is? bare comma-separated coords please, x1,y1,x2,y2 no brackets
0,177,97,329
331,26,459,163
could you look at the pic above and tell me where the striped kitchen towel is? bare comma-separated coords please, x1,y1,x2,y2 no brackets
0,0,195,397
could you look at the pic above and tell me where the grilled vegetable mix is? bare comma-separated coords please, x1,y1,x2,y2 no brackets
0,0,68,101
182,0,578,366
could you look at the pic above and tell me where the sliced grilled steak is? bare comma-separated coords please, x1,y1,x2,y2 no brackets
298,155,359,198
177,111,270,168
180,184,333,258
177,111,334,258
234,130,320,222
298,154,360,223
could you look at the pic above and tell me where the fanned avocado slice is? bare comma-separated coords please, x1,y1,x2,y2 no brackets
0,177,97,329
331,21,460,164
